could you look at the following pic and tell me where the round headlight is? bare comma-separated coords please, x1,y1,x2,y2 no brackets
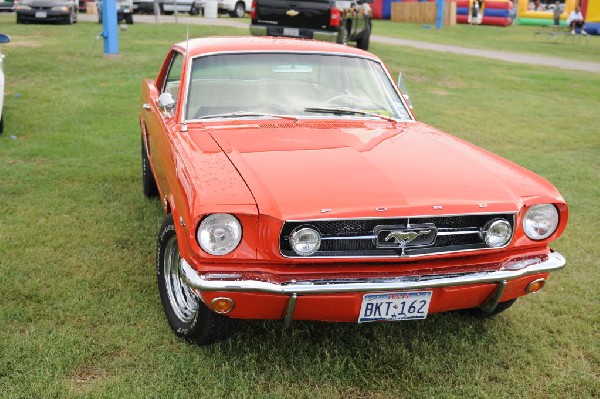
289,227,321,256
523,204,559,240
482,218,512,248
196,214,242,256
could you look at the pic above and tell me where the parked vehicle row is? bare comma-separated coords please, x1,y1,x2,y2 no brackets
135,0,249,17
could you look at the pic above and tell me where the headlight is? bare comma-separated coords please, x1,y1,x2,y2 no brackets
289,226,321,256
16,5,31,9
52,6,69,11
482,218,512,248
196,214,242,256
523,204,559,240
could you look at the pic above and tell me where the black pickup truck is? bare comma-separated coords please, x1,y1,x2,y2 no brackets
250,0,373,50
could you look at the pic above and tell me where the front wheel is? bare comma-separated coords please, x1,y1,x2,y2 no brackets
156,215,238,345
125,13,133,24
229,1,244,17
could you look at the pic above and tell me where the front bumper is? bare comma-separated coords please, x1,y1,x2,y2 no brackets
181,251,566,324
250,25,339,42
17,9,70,22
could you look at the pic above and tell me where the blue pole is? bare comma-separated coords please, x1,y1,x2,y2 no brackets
436,0,445,29
102,0,119,56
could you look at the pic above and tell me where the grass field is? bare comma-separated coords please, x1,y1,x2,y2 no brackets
0,16,598,398
372,20,600,63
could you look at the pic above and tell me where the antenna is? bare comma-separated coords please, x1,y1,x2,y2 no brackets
181,18,190,133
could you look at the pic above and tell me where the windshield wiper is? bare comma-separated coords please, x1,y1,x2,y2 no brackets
195,111,297,121
304,106,397,123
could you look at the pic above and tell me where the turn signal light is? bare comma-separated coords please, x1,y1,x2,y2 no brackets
211,297,235,314
526,278,546,293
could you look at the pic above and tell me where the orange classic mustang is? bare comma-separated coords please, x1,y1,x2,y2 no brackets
140,36,567,345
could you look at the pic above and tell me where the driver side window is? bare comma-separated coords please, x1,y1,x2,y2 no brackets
162,52,183,100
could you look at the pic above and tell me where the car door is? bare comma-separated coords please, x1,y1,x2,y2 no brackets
142,50,184,203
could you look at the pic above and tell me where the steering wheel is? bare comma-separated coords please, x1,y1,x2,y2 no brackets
323,94,385,110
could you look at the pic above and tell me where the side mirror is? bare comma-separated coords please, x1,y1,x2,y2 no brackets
397,72,413,110
0,34,10,44
158,92,176,117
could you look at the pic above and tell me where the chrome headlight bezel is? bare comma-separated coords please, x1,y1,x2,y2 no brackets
289,226,322,256
196,213,242,256
523,204,559,240
481,218,513,248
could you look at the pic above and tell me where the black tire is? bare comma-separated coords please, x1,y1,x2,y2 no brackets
356,21,371,51
125,13,133,24
66,9,75,24
16,15,23,24
229,1,244,17
141,138,159,198
0,115,4,134
460,299,517,318
190,4,199,15
156,214,238,345
98,13,102,23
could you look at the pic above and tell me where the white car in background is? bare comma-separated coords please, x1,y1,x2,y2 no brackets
218,0,250,17
158,0,249,17
0,33,9,134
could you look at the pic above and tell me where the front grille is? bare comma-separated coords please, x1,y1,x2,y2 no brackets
280,214,515,258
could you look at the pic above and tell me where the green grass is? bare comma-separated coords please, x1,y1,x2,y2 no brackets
0,15,599,398
372,20,600,63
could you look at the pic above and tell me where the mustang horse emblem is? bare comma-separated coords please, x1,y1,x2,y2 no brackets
385,230,431,247
286,9,299,17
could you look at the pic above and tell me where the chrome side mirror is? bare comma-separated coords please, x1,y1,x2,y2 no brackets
397,72,413,110
0,34,10,44
158,92,176,117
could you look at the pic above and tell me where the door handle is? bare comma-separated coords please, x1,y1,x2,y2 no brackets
142,104,151,110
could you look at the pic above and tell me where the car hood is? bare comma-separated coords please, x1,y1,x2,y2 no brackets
195,120,562,220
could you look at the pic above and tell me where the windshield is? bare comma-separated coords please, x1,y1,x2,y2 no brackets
185,53,412,122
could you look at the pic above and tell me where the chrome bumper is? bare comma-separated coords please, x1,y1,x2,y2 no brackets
181,251,565,326
249,25,338,42
181,251,565,295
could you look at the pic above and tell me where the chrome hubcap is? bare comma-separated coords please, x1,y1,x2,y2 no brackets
164,236,199,323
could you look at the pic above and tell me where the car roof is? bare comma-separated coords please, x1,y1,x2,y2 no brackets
173,36,378,60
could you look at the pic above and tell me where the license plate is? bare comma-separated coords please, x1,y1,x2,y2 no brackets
35,11,47,18
283,28,300,37
358,291,432,323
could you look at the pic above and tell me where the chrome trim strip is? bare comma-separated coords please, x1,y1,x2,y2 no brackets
436,229,480,236
321,235,376,241
319,230,479,239
279,245,510,259
181,251,565,295
282,212,517,223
